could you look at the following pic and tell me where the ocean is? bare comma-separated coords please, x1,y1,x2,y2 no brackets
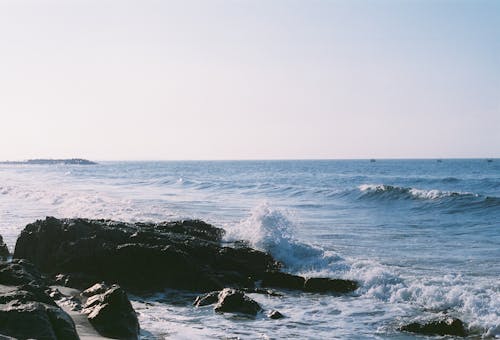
0,159,498,338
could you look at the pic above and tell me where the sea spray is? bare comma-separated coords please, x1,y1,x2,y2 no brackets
224,203,345,273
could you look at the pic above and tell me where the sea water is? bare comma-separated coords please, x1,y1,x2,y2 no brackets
0,160,498,338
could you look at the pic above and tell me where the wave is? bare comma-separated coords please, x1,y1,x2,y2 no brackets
224,203,346,272
225,204,500,337
357,184,500,211
358,184,473,200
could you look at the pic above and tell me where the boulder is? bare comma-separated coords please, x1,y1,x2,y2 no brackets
0,260,45,286
82,283,140,339
400,317,467,337
14,217,279,292
303,278,358,294
0,260,78,340
194,291,220,307
214,288,262,316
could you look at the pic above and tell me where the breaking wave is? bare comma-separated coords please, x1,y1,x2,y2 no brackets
357,184,500,211
225,204,500,337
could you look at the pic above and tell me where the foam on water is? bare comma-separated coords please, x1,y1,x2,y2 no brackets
358,184,477,200
226,203,500,337
225,203,346,273
1,160,499,338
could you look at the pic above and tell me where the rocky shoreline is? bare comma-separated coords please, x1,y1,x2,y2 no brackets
0,217,468,339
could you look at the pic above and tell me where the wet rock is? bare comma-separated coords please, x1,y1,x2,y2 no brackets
268,310,285,319
303,278,358,294
0,236,8,260
261,271,305,290
0,260,78,340
82,282,109,297
194,291,220,307
82,283,140,339
0,301,79,340
54,272,101,290
400,317,467,337
14,217,279,292
242,287,283,297
214,288,262,316
0,259,45,286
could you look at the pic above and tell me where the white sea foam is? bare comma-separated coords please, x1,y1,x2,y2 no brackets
1,162,498,338
358,183,478,200
224,203,345,272
225,203,500,337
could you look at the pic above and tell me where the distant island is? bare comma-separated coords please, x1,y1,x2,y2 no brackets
0,158,97,165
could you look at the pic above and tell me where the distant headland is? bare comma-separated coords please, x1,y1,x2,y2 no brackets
0,158,97,165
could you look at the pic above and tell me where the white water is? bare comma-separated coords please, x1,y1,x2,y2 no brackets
0,160,499,338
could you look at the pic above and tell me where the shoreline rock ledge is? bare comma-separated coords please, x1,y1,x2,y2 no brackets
13,217,359,295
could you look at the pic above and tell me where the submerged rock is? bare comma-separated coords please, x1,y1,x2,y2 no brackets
303,278,358,294
214,288,262,316
400,317,467,337
261,271,305,290
0,260,78,340
82,283,139,340
268,310,285,319
261,272,358,294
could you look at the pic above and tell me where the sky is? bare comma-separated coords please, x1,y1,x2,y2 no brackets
0,0,499,160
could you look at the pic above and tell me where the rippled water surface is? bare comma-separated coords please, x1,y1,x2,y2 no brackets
1,160,499,338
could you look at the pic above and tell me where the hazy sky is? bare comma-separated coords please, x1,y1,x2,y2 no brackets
1,0,499,160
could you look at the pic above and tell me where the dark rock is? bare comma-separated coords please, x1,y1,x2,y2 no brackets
242,288,283,297
268,310,285,319
82,283,140,339
400,317,467,337
0,301,79,340
0,236,8,260
54,272,101,290
13,217,360,296
214,288,262,316
0,260,78,340
0,259,45,286
261,271,305,290
194,291,220,307
0,284,56,307
303,278,358,294
14,217,278,292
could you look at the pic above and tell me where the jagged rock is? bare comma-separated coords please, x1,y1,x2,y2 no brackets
13,217,360,296
0,236,8,260
303,278,358,294
54,272,101,290
194,291,220,307
400,317,467,337
0,260,45,286
82,283,139,339
82,282,109,297
14,217,279,292
268,310,285,319
214,288,262,316
261,271,305,290
0,260,78,340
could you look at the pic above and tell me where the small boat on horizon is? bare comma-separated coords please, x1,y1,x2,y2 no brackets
486,159,493,163
370,159,376,163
